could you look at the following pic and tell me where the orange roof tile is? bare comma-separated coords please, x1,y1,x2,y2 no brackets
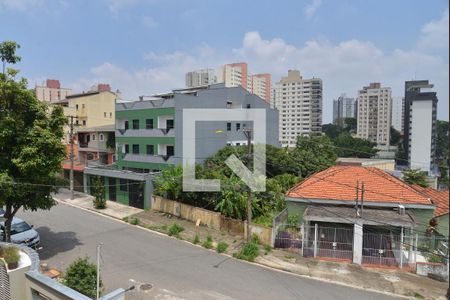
420,188,448,217
286,166,432,206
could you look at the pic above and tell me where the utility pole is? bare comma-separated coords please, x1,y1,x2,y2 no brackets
360,181,365,217
96,243,102,300
243,128,252,243
69,115,78,200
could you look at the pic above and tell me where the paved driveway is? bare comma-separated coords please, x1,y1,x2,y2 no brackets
19,203,403,300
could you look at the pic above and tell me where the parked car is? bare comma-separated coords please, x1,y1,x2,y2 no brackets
0,217,40,248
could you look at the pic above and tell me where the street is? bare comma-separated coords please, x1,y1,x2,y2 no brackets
19,203,403,300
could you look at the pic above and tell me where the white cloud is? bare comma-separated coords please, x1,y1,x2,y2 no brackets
70,13,449,121
104,0,141,12
304,0,322,19
418,8,449,50
0,0,43,11
141,16,157,28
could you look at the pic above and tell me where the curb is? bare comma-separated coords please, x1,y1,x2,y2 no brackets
55,198,416,299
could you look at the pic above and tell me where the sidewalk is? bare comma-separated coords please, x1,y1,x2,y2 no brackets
53,188,142,219
53,190,448,300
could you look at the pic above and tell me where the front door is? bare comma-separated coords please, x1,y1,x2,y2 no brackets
129,180,144,209
109,178,116,201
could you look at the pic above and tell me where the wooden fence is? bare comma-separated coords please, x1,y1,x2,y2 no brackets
151,196,273,245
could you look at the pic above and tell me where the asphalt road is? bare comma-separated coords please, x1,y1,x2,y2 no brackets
18,203,403,300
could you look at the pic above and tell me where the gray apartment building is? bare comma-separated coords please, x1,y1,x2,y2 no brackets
333,94,357,126
404,80,438,175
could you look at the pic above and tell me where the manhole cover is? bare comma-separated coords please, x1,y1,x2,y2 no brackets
140,283,153,291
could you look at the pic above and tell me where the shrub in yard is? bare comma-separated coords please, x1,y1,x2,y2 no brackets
217,241,229,253
264,245,272,255
168,223,184,237
193,234,200,244
129,217,140,225
92,176,106,209
63,257,102,298
234,242,259,262
202,235,213,249
122,216,129,223
250,234,260,245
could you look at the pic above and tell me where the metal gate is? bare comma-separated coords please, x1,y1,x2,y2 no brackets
362,232,401,266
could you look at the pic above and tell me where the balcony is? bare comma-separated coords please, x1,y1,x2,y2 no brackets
115,128,175,138
122,153,175,164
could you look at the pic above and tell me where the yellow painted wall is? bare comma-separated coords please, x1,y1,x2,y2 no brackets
72,92,116,128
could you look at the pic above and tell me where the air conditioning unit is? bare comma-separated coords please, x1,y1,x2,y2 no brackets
398,205,405,215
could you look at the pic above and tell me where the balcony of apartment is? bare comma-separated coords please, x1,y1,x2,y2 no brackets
77,130,114,153
120,143,175,165
116,116,175,138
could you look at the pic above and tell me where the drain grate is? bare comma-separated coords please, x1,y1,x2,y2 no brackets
139,283,153,291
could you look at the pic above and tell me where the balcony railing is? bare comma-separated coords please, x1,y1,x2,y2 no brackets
115,128,175,137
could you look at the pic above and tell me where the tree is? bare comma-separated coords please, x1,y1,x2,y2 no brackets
333,132,378,158
0,47,66,242
322,123,342,140
390,126,401,146
63,257,102,298
436,120,449,185
403,169,429,187
92,176,106,209
292,135,337,178
0,41,21,74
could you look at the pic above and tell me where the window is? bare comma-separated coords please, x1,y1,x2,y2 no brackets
82,120,86,126
146,119,154,129
226,100,232,108
99,133,104,141
124,121,129,130
146,145,154,155
82,104,85,109
236,123,241,131
104,112,107,117
166,119,174,130
119,179,127,191
75,104,79,110
227,122,231,131
132,144,139,154
236,143,240,146
166,145,174,156
92,134,96,141
110,112,112,118
124,144,129,154
246,104,251,109
132,119,139,129
75,120,79,126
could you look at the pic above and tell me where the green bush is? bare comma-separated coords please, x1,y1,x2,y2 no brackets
63,257,102,298
193,234,200,244
129,217,140,225
122,216,129,223
250,234,260,245
92,176,106,209
202,235,213,249
234,242,259,262
3,247,20,264
168,223,184,237
264,245,272,255
217,241,229,253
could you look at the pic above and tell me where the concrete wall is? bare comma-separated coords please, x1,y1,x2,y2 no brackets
152,196,222,230
152,196,273,245
436,214,449,238
416,262,448,281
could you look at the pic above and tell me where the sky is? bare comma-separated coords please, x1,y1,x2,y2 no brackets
1,0,448,122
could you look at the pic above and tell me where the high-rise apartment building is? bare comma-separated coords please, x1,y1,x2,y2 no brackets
356,83,392,147
185,69,216,88
391,96,404,134
404,80,438,174
35,79,72,103
216,62,271,103
274,70,323,147
333,94,357,126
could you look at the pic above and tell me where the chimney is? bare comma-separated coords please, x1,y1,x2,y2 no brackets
46,79,61,89
97,83,111,92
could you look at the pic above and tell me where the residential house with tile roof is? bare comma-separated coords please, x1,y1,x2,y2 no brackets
283,165,436,267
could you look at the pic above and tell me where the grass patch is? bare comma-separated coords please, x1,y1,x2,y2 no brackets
168,223,184,237
233,242,259,262
413,292,424,299
129,217,140,225
264,245,272,255
122,216,129,222
250,234,260,245
202,235,213,249
193,234,200,244
217,242,229,253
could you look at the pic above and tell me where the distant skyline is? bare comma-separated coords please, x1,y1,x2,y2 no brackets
1,0,448,122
